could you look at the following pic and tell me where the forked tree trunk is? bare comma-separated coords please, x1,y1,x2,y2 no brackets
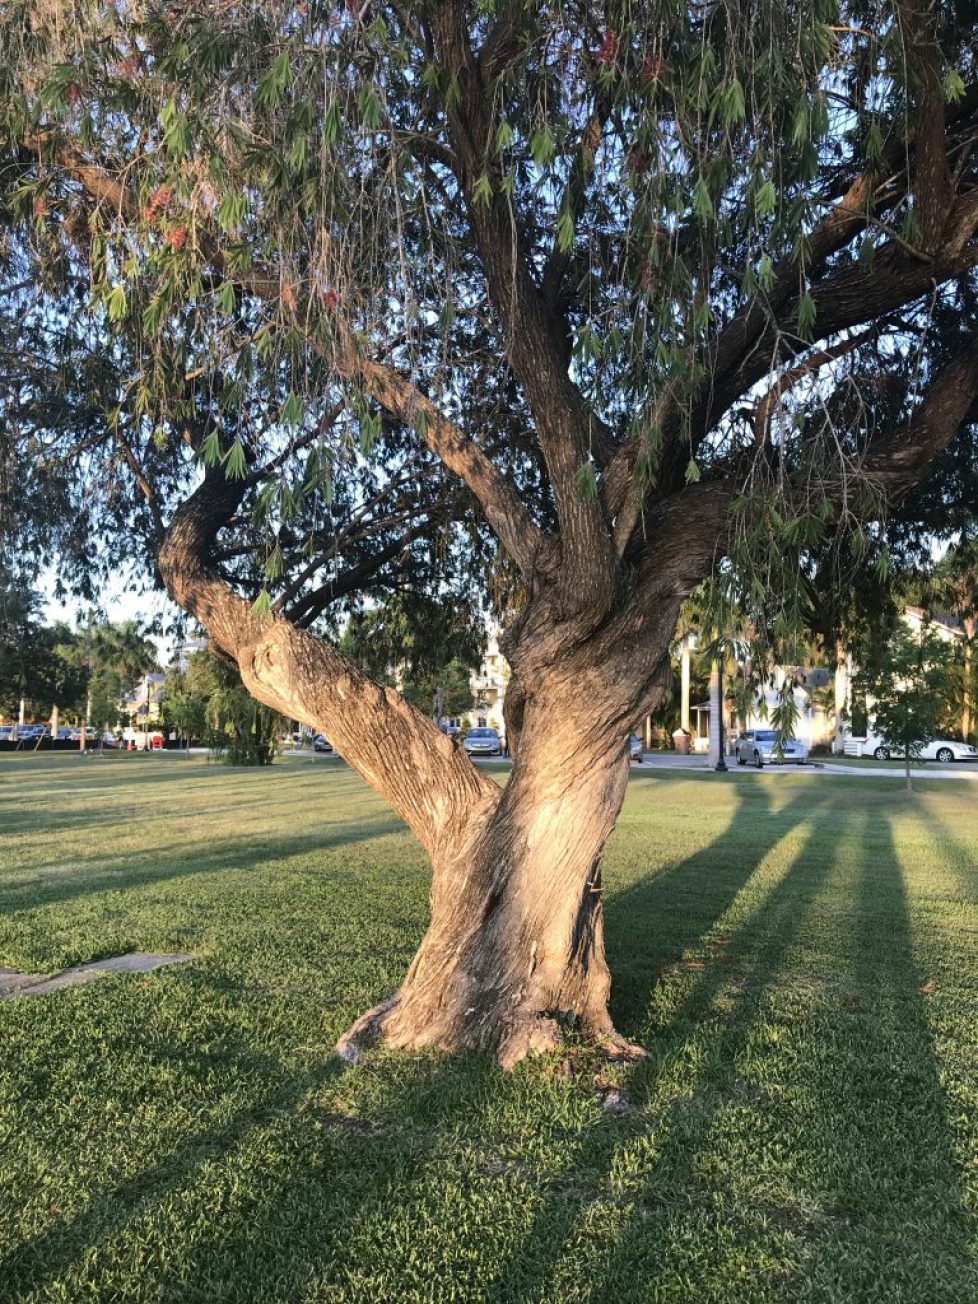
159,472,677,1067
337,674,653,1068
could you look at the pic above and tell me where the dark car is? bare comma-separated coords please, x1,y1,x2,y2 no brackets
313,734,332,752
463,727,502,757
629,734,644,762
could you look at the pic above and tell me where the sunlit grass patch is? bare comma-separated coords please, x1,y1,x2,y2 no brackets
1,754,976,1302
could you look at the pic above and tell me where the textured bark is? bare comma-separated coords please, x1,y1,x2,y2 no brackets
373,737,635,1069
160,464,680,1066
336,604,679,1065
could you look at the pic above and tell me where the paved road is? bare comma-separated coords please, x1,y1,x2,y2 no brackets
273,747,978,782
635,753,978,781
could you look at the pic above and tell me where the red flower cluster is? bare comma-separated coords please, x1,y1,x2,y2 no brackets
142,185,173,222
65,83,81,106
322,287,340,312
164,226,188,250
642,55,667,85
33,196,49,218
596,31,619,67
118,53,141,79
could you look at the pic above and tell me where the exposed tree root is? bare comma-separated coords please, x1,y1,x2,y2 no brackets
334,994,400,1065
334,999,646,1070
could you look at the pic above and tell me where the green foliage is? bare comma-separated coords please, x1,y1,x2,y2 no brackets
0,572,157,725
0,573,82,718
339,594,484,696
401,657,474,719
0,0,976,730
162,649,284,764
854,624,961,788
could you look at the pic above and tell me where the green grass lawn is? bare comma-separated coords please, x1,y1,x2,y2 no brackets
819,754,975,771
1,753,977,1303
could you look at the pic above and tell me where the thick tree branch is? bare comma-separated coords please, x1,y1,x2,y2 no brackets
431,3,619,616
863,328,978,494
158,466,499,858
633,327,978,609
600,168,881,527
896,0,953,252
540,94,612,310
334,324,545,576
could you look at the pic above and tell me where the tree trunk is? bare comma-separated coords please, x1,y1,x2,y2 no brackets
160,468,678,1067
337,671,656,1068
963,617,974,742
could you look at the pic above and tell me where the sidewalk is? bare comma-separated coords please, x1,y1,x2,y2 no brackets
636,753,978,781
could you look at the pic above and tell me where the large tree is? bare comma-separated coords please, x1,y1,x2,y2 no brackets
4,1,978,1065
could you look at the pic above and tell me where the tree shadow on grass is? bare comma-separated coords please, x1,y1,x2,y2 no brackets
792,805,977,1301
488,801,975,1304
145,1052,505,1302
0,815,405,917
0,1038,349,1300
0,1023,505,1303
605,777,829,1039
484,800,838,1304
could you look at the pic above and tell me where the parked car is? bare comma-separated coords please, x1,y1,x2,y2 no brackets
313,734,332,752
629,734,644,763
865,735,978,763
463,727,502,757
736,729,809,766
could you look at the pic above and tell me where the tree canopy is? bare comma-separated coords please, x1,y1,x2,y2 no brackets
5,1,978,1062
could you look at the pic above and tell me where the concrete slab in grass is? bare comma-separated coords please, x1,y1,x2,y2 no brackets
0,953,195,1001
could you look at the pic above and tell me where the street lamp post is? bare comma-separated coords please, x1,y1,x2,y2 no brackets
715,657,728,773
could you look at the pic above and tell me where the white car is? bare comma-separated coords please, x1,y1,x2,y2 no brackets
865,735,978,763
463,727,502,757
735,729,809,766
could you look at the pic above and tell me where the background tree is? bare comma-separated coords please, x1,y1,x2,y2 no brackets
160,653,212,747
4,1,978,1064
925,537,978,740
203,655,286,766
161,647,286,762
0,570,89,720
56,619,160,732
337,591,484,717
853,624,961,791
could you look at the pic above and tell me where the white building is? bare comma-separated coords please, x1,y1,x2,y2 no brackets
686,607,968,756
465,631,510,732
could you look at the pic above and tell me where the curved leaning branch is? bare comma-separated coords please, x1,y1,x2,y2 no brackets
158,467,500,860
